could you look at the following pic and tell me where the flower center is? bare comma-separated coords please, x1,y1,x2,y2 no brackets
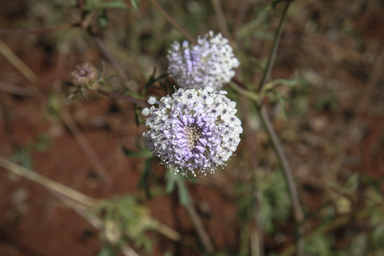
79,69,88,77
185,124,202,150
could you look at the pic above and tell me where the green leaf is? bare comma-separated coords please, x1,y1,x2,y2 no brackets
31,133,52,152
98,245,115,256
134,104,141,127
122,89,143,99
122,147,152,158
130,0,139,11
176,176,190,206
138,158,155,199
165,171,191,206
142,68,168,96
165,171,177,194
10,147,32,170
98,9,109,28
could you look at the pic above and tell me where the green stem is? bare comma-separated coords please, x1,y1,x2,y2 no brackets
97,89,148,106
229,82,259,102
254,1,305,255
257,1,291,92
257,105,305,256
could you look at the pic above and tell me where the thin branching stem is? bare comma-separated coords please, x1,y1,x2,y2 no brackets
257,1,291,92
97,89,148,106
229,82,259,102
253,1,305,255
185,203,215,255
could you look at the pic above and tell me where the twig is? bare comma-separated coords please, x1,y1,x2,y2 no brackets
0,82,36,96
257,1,291,92
148,0,197,44
0,40,40,86
0,156,97,207
146,218,181,241
97,89,148,106
184,202,215,255
232,76,248,89
211,0,232,41
0,23,79,35
60,108,114,188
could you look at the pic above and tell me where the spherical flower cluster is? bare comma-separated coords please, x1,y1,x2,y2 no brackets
167,31,240,91
142,87,242,176
71,62,99,88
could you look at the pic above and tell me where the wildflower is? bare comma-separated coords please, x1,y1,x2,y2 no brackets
167,31,240,91
142,87,242,176
71,62,99,89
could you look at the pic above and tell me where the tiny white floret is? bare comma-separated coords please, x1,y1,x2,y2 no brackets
148,97,156,105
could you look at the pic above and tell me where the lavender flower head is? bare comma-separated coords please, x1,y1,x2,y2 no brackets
167,31,240,91
142,87,242,176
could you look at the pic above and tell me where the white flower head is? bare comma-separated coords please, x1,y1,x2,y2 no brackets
167,31,240,91
142,87,242,176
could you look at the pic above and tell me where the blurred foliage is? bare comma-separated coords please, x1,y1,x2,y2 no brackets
90,195,153,252
236,170,291,234
10,133,52,169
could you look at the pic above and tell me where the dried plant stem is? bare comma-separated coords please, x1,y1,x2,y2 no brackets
258,106,304,255
60,108,114,188
0,40,40,86
257,1,291,92
147,218,181,242
97,89,148,106
211,0,232,41
0,156,181,244
148,0,197,44
0,156,97,207
185,202,215,254
0,82,35,96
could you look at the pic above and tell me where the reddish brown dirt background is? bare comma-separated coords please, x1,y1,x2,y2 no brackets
1,0,384,256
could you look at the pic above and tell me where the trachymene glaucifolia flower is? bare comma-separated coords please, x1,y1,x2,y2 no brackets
167,31,240,91
142,87,242,176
